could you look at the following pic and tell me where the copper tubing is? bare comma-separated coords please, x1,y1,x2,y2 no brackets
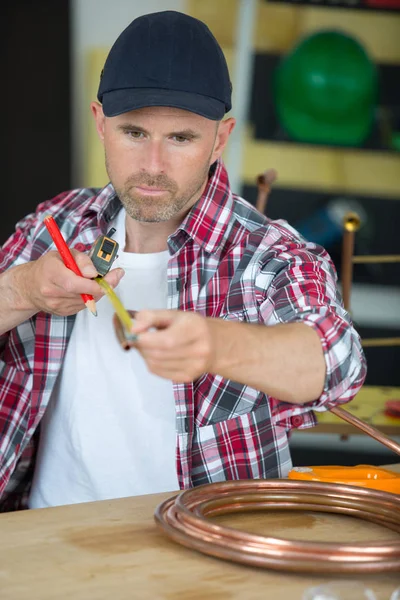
361,337,400,347
155,388,400,575
341,211,361,311
154,479,400,573
353,254,400,264
330,406,400,456
255,168,277,215
113,312,137,350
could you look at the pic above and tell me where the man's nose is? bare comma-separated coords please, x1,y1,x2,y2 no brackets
140,140,166,175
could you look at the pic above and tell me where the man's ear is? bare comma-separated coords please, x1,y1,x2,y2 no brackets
90,101,106,143
210,117,236,163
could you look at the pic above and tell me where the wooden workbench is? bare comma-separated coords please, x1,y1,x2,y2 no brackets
1,465,400,600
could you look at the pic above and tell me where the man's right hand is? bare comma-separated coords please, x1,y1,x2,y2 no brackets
0,250,125,335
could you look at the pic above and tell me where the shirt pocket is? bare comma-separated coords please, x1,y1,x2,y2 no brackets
191,403,290,485
194,374,265,427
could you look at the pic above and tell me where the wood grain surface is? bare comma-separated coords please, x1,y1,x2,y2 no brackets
1,465,400,600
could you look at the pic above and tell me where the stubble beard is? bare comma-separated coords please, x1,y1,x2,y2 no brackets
106,158,211,223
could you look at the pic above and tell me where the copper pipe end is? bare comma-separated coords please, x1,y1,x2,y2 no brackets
256,168,277,214
112,312,138,350
343,211,361,233
257,168,277,189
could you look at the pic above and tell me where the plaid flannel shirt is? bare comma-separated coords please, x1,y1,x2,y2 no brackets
0,159,366,511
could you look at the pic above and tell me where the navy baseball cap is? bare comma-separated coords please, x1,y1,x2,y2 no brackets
97,11,232,121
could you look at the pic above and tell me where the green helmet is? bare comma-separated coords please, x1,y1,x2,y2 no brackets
274,30,378,146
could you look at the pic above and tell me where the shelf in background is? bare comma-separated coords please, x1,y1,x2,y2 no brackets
266,0,400,14
241,131,400,199
188,0,400,64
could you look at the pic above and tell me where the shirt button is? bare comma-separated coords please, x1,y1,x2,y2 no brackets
290,415,303,428
74,243,86,252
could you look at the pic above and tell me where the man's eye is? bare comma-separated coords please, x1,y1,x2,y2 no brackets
128,131,144,139
173,135,189,143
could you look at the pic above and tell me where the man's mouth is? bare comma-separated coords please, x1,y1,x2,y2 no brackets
134,186,168,196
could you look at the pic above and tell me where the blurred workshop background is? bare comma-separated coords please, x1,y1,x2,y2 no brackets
4,0,400,466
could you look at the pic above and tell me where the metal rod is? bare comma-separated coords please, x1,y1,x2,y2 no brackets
353,255,400,264
341,212,361,312
362,337,400,348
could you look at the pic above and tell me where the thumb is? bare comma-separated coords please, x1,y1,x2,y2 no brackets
103,267,125,289
72,249,98,278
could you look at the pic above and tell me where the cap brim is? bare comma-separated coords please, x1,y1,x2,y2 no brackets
101,88,226,120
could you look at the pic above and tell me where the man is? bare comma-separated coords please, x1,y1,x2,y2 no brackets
0,11,366,511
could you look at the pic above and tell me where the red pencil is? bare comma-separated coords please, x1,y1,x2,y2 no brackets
44,215,97,316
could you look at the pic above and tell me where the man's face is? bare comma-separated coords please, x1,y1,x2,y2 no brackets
92,105,233,223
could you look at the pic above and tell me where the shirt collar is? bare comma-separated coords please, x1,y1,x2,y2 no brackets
84,183,122,232
85,158,234,253
169,159,234,255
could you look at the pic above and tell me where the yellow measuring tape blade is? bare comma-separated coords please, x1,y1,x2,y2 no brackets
94,276,133,333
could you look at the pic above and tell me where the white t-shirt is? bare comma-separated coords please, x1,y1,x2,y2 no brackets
29,209,178,508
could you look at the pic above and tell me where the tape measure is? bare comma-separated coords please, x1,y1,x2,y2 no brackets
89,227,119,276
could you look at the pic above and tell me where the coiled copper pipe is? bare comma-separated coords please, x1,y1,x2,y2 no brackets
154,479,400,574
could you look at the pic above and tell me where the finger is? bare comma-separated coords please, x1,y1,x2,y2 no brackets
131,309,176,334
47,251,101,296
134,313,204,351
141,334,208,361
134,325,192,351
103,267,125,289
52,268,103,297
89,268,125,302
70,249,99,278
40,292,95,316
